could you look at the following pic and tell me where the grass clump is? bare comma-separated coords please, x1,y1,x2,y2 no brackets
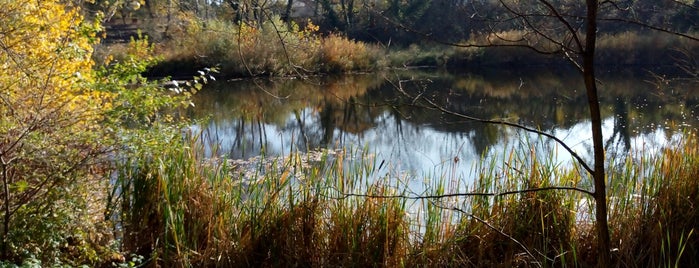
319,33,383,73
107,130,699,267
407,143,582,267
115,133,234,266
613,135,699,267
112,140,411,267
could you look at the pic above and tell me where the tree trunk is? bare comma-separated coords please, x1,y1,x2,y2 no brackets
1,162,10,259
583,1,611,266
144,0,155,18
284,0,294,24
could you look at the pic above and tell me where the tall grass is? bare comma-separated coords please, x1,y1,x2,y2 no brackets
596,31,698,66
112,133,411,266
114,132,233,266
612,134,699,266
110,130,699,267
155,17,385,77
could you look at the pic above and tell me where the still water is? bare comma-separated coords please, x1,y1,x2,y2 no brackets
189,67,699,185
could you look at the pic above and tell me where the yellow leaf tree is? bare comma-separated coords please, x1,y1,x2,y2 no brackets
0,0,112,263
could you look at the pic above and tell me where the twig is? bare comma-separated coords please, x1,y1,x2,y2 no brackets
332,185,593,200
387,77,595,177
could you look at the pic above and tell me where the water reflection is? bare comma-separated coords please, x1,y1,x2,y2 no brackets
606,97,632,154
189,68,699,182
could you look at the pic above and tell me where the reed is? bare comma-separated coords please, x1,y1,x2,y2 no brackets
110,129,699,267
612,134,699,267
114,130,233,266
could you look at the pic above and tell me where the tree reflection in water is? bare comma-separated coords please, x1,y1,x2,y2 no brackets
190,68,699,181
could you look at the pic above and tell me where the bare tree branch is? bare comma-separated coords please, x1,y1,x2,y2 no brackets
386,77,595,176
668,0,699,11
496,0,580,55
334,186,593,200
597,17,699,42
536,0,585,53
361,2,564,55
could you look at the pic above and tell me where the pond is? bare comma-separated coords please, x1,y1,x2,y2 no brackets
188,67,699,188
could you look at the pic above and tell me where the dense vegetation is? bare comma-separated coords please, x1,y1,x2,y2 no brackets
104,130,699,267
0,1,202,265
88,0,699,44
0,0,698,267
89,0,699,77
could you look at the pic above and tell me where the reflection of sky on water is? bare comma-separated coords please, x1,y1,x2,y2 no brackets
189,67,699,203
194,108,681,195
189,70,696,230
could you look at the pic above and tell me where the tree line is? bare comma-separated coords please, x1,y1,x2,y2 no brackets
84,0,698,46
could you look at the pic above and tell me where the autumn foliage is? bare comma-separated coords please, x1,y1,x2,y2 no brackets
1,0,210,264
0,0,111,263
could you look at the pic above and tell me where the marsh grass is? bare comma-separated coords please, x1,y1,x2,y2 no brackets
611,135,699,267
111,130,699,267
153,17,385,77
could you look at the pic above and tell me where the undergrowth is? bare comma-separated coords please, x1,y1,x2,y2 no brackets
109,129,699,267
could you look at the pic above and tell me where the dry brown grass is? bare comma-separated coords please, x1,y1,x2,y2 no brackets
110,131,699,267
152,18,385,77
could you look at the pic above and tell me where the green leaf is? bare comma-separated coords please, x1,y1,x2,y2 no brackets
12,180,29,193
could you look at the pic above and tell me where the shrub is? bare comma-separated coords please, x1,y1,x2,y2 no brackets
156,16,385,77
0,1,112,265
319,33,383,73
